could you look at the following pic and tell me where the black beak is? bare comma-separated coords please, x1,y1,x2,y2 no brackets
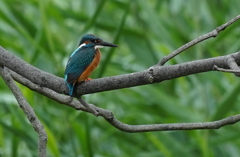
97,41,118,47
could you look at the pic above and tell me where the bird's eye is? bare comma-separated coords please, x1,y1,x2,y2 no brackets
91,39,97,43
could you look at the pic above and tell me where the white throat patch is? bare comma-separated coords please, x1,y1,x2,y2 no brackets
95,45,104,49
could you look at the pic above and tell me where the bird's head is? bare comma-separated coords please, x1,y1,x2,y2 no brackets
78,34,118,49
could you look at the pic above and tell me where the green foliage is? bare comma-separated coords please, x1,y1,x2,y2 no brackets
0,0,240,156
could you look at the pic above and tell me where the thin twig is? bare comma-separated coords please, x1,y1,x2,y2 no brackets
105,114,240,132
213,65,240,73
7,69,240,132
78,97,99,116
0,66,47,157
159,14,240,66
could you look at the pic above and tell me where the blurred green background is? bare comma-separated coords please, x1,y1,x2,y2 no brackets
0,0,240,156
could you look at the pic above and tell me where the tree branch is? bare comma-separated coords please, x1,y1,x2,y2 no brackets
0,66,47,157
7,68,240,133
78,97,99,116
159,14,240,66
106,114,240,132
214,65,240,73
1,46,240,97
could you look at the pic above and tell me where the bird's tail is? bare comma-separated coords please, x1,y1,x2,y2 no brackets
64,75,74,96
67,83,74,96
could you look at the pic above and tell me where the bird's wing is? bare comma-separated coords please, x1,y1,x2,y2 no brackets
64,47,95,83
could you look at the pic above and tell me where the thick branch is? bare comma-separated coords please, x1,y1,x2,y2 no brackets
1,46,240,97
0,66,47,157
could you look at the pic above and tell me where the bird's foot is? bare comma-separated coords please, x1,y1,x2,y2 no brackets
85,78,92,82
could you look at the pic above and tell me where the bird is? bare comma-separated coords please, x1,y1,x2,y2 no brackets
64,34,118,96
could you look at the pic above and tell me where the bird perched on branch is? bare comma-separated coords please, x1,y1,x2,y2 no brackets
64,34,118,96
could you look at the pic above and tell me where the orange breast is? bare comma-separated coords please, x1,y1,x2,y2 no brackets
77,50,101,82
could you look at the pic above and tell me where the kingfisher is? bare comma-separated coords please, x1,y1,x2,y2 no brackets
64,34,118,96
